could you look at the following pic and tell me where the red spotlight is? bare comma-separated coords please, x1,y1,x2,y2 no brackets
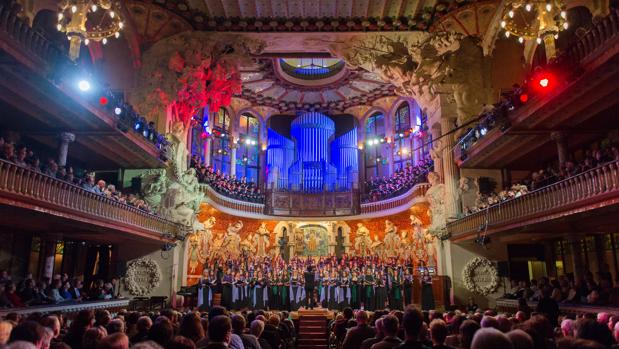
99,96,108,105
519,93,529,103
538,77,549,88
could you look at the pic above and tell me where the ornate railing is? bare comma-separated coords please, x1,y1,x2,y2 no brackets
201,184,265,215
496,298,619,317
448,161,619,240
0,299,130,317
360,183,430,214
0,0,64,71
265,188,360,217
0,159,182,237
562,8,619,66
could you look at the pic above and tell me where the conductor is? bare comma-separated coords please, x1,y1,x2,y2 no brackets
304,265,316,309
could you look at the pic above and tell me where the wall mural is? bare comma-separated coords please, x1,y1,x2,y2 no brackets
185,202,437,285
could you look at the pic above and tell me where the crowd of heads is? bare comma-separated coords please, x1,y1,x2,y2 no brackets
192,159,264,203
0,271,120,309
0,137,156,215
504,268,617,307
0,305,296,349
363,157,434,203
463,139,619,216
332,305,619,349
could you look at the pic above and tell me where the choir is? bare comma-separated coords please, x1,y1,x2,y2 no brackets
195,255,433,311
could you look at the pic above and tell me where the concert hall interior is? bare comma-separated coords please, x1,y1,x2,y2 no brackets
1,1,619,349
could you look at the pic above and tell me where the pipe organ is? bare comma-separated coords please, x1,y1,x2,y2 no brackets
267,112,358,192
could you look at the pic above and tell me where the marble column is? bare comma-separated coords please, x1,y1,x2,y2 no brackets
230,147,237,177
550,131,568,166
440,117,461,219
58,132,75,167
258,149,266,190
203,137,212,166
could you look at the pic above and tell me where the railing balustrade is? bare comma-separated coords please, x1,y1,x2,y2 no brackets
201,184,265,215
0,159,182,237
0,299,131,317
360,183,430,214
448,161,619,239
496,298,619,317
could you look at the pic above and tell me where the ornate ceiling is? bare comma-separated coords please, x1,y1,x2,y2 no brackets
126,0,498,36
239,58,396,112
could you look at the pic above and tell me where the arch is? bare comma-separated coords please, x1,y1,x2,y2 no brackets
363,109,389,179
235,112,262,183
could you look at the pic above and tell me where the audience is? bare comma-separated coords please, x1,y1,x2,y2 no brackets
0,137,156,215
195,165,264,203
363,157,434,203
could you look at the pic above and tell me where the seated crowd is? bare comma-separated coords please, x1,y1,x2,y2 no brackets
363,157,434,203
464,141,619,216
193,161,264,203
0,305,296,349
0,271,121,308
331,304,619,349
504,269,618,307
0,138,156,215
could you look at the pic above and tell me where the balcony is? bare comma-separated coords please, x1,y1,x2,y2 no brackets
0,159,182,242
201,182,429,219
448,161,619,242
458,8,619,170
0,1,165,169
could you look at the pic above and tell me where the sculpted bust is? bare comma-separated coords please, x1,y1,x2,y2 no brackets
425,172,447,237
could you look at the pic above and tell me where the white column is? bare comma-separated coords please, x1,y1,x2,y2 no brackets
440,117,461,219
230,147,237,177
58,132,75,167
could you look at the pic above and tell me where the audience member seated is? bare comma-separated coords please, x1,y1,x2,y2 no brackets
363,157,434,203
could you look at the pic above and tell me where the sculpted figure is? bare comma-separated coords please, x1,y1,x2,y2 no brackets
220,221,243,259
425,172,447,238
355,223,372,256
252,223,271,257
371,235,385,261
294,227,305,255
383,220,401,258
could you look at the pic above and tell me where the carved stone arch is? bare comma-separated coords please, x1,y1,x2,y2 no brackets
234,108,264,138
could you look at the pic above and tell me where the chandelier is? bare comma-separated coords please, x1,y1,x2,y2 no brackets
56,0,124,60
500,1,568,59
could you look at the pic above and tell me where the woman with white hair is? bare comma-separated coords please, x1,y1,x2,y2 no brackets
561,319,574,337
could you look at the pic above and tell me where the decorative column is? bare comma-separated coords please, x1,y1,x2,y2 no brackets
230,147,237,177
440,117,461,219
42,240,56,280
430,125,443,181
258,148,266,190
58,132,75,167
550,131,568,166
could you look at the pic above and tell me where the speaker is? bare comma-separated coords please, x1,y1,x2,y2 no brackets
497,261,509,277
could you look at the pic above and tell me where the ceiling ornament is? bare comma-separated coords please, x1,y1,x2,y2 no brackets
126,0,481,33
56,0,124,60
499,0,568,59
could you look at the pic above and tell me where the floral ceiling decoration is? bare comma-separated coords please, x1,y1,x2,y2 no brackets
125,0,483,32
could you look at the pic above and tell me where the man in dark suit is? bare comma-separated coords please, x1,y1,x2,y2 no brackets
342,311,376,349
304,265,315,309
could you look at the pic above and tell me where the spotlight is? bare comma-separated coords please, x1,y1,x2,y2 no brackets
114,107,122,115
546,3,552,11
519,93,529,103
525,3,532,11
99,96,108,105
78,80,91,92
538,76,551,88
508,10,514,18
536,37,542,44
518,37,524,44
480,127,488,136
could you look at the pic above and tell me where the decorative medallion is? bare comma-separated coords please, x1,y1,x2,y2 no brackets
124,258,162,296
462,257,499,295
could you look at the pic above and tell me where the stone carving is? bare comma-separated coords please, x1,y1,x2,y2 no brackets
411,215,437,268
124,258,161,297
383,220,401,258
252,222,271,257
425,172,449,239
354,223,372,256
462,257,499,295
458,177,480,215
331,32,492,125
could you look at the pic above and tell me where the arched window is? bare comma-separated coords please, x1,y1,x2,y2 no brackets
364,112,388,179
211,107,231,174
236,113,261,183
394,101,425,169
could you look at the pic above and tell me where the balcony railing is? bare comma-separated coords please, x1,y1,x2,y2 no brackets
0,299,130,317
201,184,265,215
360,183,430,215
496,298,619,317
562,8,619,67
448,161,619,240
0,159,182,238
